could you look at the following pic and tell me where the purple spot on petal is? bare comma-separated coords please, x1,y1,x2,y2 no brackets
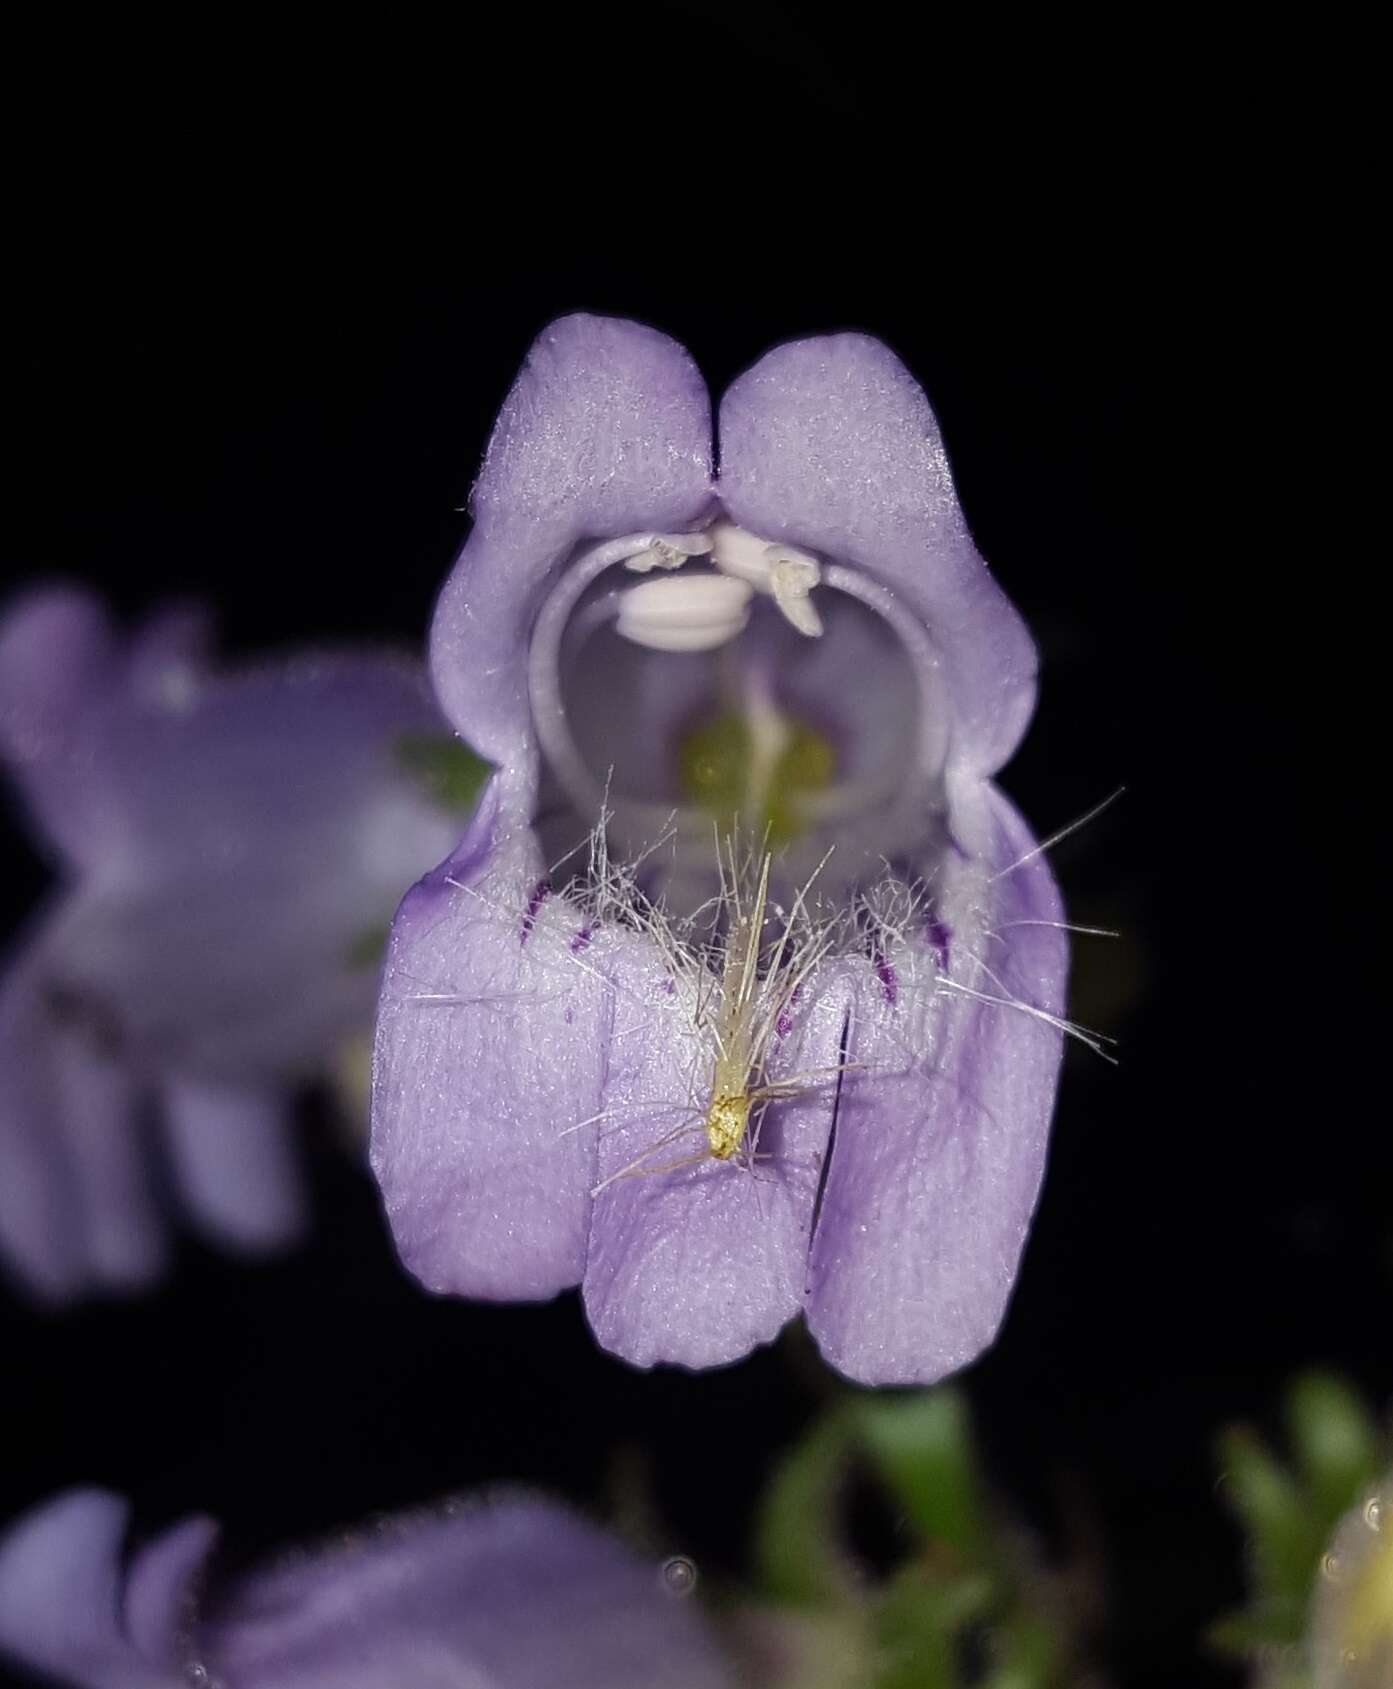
569,924,593,954
872,946,898,1007
925,908,952,971
662,977,676,996
776,984,803,1039
519,880,549,946
564,1006,574,1025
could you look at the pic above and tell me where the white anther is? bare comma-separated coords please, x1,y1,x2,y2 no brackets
615,573,753,652
770,556,824,637
622,531,716,573
709,520,823,638
707,521,775,587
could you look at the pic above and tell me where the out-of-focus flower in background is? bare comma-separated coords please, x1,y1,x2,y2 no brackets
0,1486,733,1689
0,585,480,1303
372,313,1072,1385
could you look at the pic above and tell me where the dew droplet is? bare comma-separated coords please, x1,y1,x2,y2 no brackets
1321,1550,1343,1582
1365,1494,1383,1531
662,1555,698,1596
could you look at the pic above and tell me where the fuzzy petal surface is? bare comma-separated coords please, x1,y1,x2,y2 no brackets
372,788,614,1299
805,783,1068,1384
583,947,849,1370
430,314,713,779
718,333,1038,774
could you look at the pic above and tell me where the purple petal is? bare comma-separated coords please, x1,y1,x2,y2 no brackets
583,946,849,1369
2,611,466,1297
48,1004,165,1292
0,931,91,1301
127,601,215,708
123,1514,219,1668
804,783,1068,1384
0,916,166,1301
0,586,118,869
430,314,713,781
371,791,610,1299
44,653,458,1081
159,1076,306,1252
718,333,1039,775
0,1488,203,1689
203,1496,732,1689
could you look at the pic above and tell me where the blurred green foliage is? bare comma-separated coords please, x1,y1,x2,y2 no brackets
748,1389,1078,1689
345,919,392,969
395,732,491,813
1213,1371,1386,1687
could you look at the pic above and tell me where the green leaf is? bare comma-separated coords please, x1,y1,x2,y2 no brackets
871,1565,988,1689
1218,1427,1316,1621
1286,1372,1381,1527
395,732,491,814
1208,1605,1288,1657
981,1609,1065,1689
1215,1374,1388,1662
753,1409,859,1608
853,1390,991,1567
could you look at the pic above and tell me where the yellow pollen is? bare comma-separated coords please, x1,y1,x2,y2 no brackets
706,1093,751,1160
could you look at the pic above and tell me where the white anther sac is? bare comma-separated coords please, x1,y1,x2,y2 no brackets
622,531,716,573
707,521,775,586
770,558,824,637
709,520,823,638
615,573,754,652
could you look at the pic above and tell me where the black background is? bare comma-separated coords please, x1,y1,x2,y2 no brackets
2,14,1380,1688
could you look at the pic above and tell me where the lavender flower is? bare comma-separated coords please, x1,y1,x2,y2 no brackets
371,315,1072,1384
0,587,466,1302
0,1487,732,1688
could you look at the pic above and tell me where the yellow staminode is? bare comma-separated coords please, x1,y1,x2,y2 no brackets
584,833,842,1198
705,1093,752,1160
699,843,774,1164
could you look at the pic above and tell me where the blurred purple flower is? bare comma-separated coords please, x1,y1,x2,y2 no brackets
371,315,1071,1384
0,1487,732,1689
0,588,465,1302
